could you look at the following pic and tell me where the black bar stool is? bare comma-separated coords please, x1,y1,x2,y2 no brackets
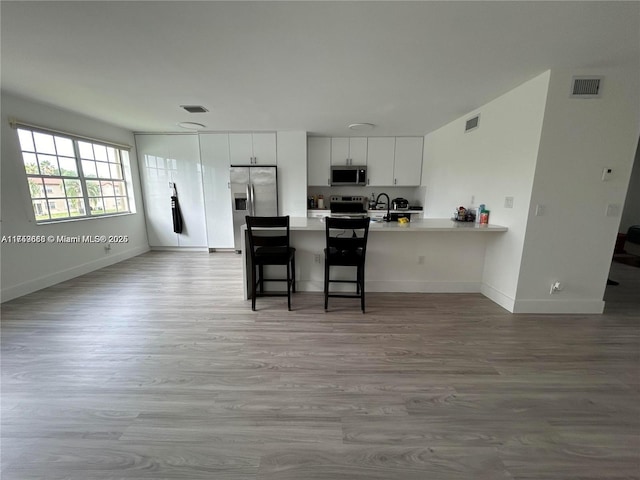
245,216,296,311
324,216,371,313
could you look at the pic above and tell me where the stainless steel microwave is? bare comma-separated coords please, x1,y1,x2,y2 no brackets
330,165,367,186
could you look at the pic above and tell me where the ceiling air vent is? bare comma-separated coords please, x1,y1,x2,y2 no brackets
465,114,480,133
570,76,603,98
180,105,209,113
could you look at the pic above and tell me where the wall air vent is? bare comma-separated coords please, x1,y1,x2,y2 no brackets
180,105,209,113
465,114,480,133
570,76,603,98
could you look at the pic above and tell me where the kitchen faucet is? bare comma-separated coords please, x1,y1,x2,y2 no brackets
375,193,391,222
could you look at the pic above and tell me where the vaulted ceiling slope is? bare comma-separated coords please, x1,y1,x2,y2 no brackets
1,1,638,136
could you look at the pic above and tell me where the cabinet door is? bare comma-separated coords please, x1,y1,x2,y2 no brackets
136,134,178,247
349,137,368,165
330,137,350,165
251,133,277,165
167,134,207,247
394,137,423,186
199,133,233,248
136,134,207,247
307,137,331,186
229,133,254,165
366,137,395,186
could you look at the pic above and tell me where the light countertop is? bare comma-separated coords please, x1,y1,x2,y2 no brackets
308,209,422,215
286,217,507,232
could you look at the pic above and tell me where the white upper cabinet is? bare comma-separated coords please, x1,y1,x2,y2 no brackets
229,132,276,165
308,137,331,186
349,137,368,164
330,137,350,165
393,137,423,186
307,136,423,187
331,137,367,165
251,133,277,164
366,137,395,186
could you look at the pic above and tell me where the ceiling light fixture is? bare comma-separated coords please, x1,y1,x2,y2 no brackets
348,123,375,132
177,121,207,130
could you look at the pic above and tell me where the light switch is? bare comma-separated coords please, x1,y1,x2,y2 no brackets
602,168,613,181
606,204,620,217
504,196,514,208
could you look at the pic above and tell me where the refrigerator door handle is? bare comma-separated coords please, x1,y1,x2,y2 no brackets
245,184,252,216
251,184,256,216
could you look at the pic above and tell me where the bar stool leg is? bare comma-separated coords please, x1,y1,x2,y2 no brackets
324,259,329,311
360,264,366,313
286,262,291,311
259,265,265,294
291,255,296,293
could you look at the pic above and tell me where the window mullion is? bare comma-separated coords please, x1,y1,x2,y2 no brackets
73,140,91,217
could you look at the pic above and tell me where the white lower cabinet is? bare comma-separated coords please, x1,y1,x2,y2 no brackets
307,209,330,219
135,134,207,248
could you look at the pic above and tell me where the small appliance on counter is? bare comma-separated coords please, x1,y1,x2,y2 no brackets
392,197,409,210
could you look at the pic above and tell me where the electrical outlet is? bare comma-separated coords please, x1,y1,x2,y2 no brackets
314,254,321,264
535,204,544,216
471,195,475,205
418,255,425,265
550,281,563,294
601,168,613,181
504,196,514,208
105,243,112,253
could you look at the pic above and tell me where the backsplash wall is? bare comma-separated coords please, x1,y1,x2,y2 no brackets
307,186,426,208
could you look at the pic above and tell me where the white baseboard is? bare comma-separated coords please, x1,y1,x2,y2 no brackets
150,246,209,252
481,283,516,312
480,283,605,314
296,280,481,293
512,299,605,314
1,245,150,303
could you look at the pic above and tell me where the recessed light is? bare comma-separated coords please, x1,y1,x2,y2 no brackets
348,123,375,131
177,122,206,130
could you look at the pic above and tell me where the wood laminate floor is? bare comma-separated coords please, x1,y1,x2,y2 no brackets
2,251,639,479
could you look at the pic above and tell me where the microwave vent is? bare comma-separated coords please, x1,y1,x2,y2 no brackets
570,76,603,98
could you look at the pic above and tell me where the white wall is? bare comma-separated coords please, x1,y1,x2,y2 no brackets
422,71,551,310
620,137,640,234
515,68,640,313
276,131,307,217
0,93,149,302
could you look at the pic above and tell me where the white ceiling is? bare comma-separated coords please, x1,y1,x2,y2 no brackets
1,1,638,137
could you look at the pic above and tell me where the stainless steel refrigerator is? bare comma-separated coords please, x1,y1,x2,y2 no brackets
230,165,278,252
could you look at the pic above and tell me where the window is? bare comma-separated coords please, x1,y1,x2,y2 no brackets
16,127,133,223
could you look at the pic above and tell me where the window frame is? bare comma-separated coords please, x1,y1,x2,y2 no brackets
15,125,135,224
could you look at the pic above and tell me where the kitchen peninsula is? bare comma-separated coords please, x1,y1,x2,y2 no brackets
241,217,507,300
